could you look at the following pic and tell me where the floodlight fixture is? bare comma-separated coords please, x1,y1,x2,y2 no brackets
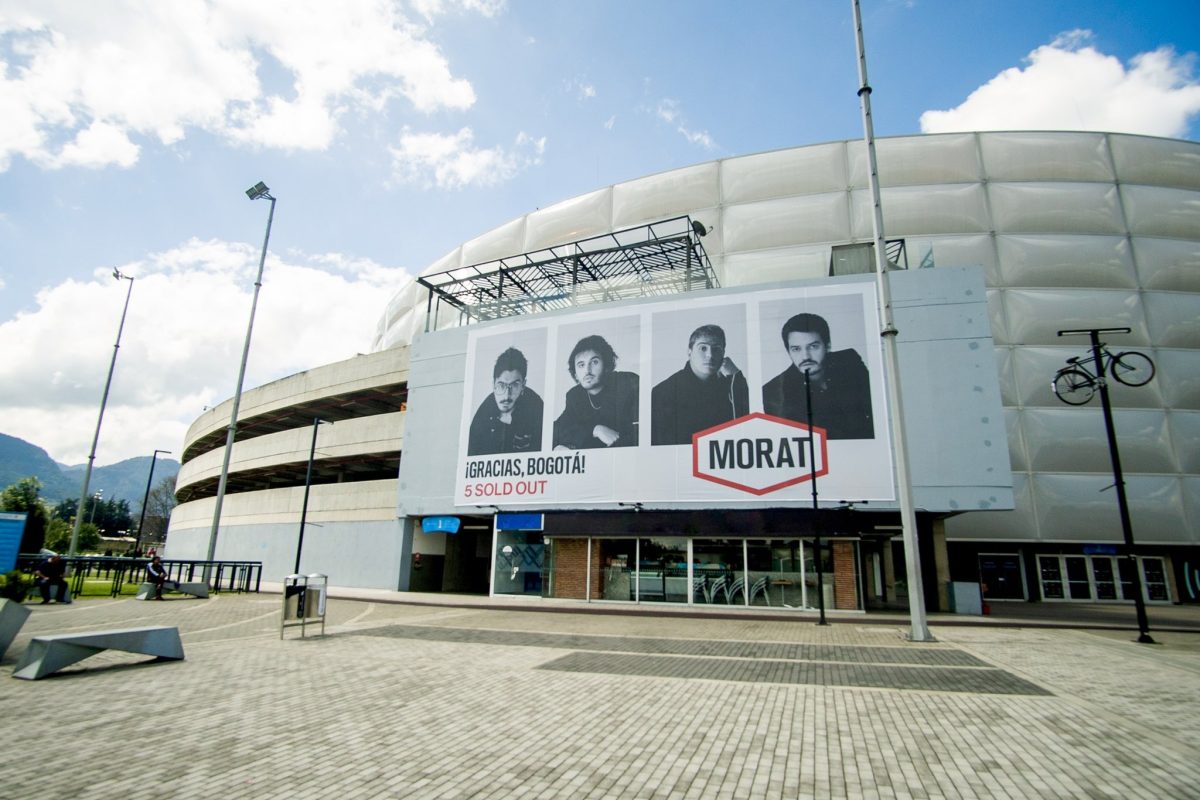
246,181,272,201
691,220,708,237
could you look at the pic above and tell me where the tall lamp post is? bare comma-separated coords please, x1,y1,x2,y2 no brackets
69,269,135,556
295,418,330,574
206,181,276,574
852,0,930,640
134,449,171,555
1056,327,1155,644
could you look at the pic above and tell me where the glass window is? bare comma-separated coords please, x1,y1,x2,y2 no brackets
594,538,636,601
1092,558,1118,600
693,539,745,605
494,531,544,597
1141,557,1170,602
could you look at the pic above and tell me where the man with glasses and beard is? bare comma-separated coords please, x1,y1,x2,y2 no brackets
468,347,544,455
762,312,874,439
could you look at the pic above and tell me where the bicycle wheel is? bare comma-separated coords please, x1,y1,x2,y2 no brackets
1110,350,1155,387
1052,368,1095,405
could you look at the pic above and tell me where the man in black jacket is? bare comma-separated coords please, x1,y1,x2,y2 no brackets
553,335,639,449
651,324,749,445
34,554,71,604
468,347,544,455
762,312,874,439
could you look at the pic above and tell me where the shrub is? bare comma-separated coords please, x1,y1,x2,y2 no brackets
0,570,34,602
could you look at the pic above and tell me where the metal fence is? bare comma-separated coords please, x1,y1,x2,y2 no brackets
16,555,263,599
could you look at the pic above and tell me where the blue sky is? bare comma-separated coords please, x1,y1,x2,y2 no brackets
1,0,1198,466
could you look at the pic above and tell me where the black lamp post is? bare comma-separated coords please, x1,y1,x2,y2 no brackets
134,449,171,555
804,372,828,625
295,418,329,574
1057,327,1155,644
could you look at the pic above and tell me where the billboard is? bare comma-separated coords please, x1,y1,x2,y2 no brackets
454,282,894,507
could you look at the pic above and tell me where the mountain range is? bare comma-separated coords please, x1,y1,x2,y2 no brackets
0,433,180,506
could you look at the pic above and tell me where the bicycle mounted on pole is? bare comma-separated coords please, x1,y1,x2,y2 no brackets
1051,343,1155,405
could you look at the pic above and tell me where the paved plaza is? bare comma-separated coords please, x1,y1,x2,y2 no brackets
2,591,1199,799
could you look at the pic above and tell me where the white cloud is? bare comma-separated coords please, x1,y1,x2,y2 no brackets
565,77,595,100
0,0,483,169
603,115,615,131
0,238,408,464
655,98,717,150
410,0,506,23
921,30,1200,137
389,126,545,189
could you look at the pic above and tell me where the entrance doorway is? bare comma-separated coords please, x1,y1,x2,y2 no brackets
979,553,1026,600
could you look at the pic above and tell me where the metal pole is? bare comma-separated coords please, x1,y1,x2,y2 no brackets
88,491,102,525
295,418,325,574
851,0,931,641
69,271,134,556
1060,328,1154,644
134,449,170,555
805,372,828,624
207,186,276,574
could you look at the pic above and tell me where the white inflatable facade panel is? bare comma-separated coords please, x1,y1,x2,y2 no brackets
722,193,849,252
522,188,612,253
720,247,832,286
1143,291,1200,349
851,183,991,238
722,142,846,203
1021,408,1176,474
1131,237,1200,292
995,235,1136,289
988,182,1125,235
1002,288,1149,346
1170,411,1200,475
611,162,719,230
1110,134,1200,190
1034,474,1187,544
1157,350,1200,409
460,216,527,267
979,131,1114,182
1122,184,1200,239
849,133,981,187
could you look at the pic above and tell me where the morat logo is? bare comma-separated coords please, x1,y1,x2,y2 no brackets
692,413,828,496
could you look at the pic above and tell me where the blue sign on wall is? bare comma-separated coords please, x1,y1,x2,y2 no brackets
1082,544,1119,556
422,516,462,534
0,512,27,573
496,513,544,531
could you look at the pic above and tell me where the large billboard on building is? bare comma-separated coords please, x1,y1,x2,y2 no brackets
454,282,894,507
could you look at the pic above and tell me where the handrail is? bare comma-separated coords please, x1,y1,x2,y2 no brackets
16,555,263,599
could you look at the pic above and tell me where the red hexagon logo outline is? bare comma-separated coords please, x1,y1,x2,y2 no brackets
691,412,829,496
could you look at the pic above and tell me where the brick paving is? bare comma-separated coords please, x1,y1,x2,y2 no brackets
1,592,1198,799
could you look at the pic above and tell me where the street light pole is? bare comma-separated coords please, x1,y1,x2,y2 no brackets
88,491,103,525
295,418,329,574
852,0,930,640
134,449,171,555
206,182,276,573
69,269,134,557
1058,327,1155,644
804,372,828,625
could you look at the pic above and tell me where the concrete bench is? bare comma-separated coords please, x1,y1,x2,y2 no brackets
0,598,31,660
135,581,209,600
12,626,184,680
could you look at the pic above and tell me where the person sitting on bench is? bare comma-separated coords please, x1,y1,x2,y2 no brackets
146,556,174,601
35,554,71,604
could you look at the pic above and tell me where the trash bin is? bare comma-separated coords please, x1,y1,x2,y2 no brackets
281,573,327,638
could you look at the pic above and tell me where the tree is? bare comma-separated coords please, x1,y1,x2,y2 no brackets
0,476,49,552
45,519,100,553
139,475,178,545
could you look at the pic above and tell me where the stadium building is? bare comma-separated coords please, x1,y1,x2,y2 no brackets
166,130,1200,612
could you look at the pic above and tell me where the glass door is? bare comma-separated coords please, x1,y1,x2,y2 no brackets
1065,556,1092,600
1039,556,1065,600
1091,558,1118,600
637,537,688,604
